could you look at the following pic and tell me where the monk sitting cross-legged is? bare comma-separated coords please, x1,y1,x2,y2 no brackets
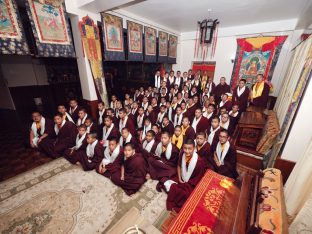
165,139,206,212
111,143,147,196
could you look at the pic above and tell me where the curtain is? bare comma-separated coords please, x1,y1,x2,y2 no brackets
285,137,312,232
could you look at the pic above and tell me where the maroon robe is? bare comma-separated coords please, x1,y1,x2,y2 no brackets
166,156,206,212
193,116,210,134
111,153,147,195
209,142,238,179
96,109,107,126
161,122,174,136
139,140,158,159
119,117,136,136
207,127,222,149
120,135,138,148
206,82,216,96
196,142,211,167
183,126,196,142
213,83,231,103
146,111,157,125
185,104,197,122
64,135,88,160
69,106,81,124
219,100,233,112
39,121,77,158
232,86,250,112
136,93,145,103
101,125,120,141
30,118,54,141
96,146,124,178
148,144,179,182
251,83,270,108
73,142,104,171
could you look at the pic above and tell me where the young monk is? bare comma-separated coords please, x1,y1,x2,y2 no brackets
232,78,250,112
191,108,210,134
84,117,98,134
97,138,123,178
77,108,88,126
202,103,215,122
165,139,206,212
118,108,136,135
140,130,158,161
73,132,104,171
207,116,222,148
68,99,81,123
220,113,235,136
136,107,146,129
64,124,88,160
39,112,77,158
195,132,211,167
111,143,147,195
29,111,53,148
209,129,238,179
173,106,184,127
119,127,137,147
161,116,174,136
148,131,179,191
152,124,161,142
101,115,120,147
57,105,74,123
181,116,196,142
171,125,184,150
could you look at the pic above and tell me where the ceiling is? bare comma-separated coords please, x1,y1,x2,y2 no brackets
116,0,312,32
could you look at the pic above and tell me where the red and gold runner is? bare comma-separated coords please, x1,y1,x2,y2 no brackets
167,170,234,234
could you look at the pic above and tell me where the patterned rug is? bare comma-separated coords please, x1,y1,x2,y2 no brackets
0,158,168,234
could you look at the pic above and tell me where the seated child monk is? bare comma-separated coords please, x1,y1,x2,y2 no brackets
64,124,88,161
140,130,158,156
209,129,238,179
73,132,104,171
165,139,206,212
147,131,180,192
119,127,137,147
111,143,147,196
29,111,54,149
195,131,211,167
171,125,184,150
84,117,98,134
96,138,123,178
39,112,77,158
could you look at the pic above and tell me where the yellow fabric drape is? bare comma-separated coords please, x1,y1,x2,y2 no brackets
172,134,183,149
181,126,189,136
252,81,264,98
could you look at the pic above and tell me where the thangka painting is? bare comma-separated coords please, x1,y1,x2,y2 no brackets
79,15,108,106
168,34,177,64
158,31,168,62
101,12,124,61
127,20,143,61
230,36,287,89
144,26,156,62
25,0,75,57
0,0,29,54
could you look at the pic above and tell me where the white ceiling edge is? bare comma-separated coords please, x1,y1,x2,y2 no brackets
105,9,181,36
180,18,298,41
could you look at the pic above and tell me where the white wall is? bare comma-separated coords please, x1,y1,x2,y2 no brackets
0,55,48,87
174,19,303,96
281,76,312,162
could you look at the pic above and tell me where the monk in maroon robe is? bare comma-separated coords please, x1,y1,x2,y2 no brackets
111,143,147,195
232,79,250,112
161,116,174,136
97,138,124,178
213,77,231,104
138,130,158,159
68,99,81,124
147,132,179,191
191,109,210,134
64,124,88,160
208,129,238,179
119,127,138,148
118,108,136,136
29,111,54,149
195,132,212,167
219,94,232,112
100,116,120,147
39,113,77,158
146,105,157,125
165,139,206,212
250,74,270,108
207,116,223,148
181,116,196,142
185,99,197,122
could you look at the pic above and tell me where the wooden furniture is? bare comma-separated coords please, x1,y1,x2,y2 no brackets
232,111,266,151
166,168,288,234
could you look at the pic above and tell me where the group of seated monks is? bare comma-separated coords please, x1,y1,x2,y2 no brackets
29,69,270,212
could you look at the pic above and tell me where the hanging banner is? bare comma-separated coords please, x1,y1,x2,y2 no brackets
101,12,125,61
144,26,156,62
78,15,109,106
168,34,177,64
127,20,143,61
25,0,75,57
230,36,287,89
158,31,168,62
0,0,29,55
